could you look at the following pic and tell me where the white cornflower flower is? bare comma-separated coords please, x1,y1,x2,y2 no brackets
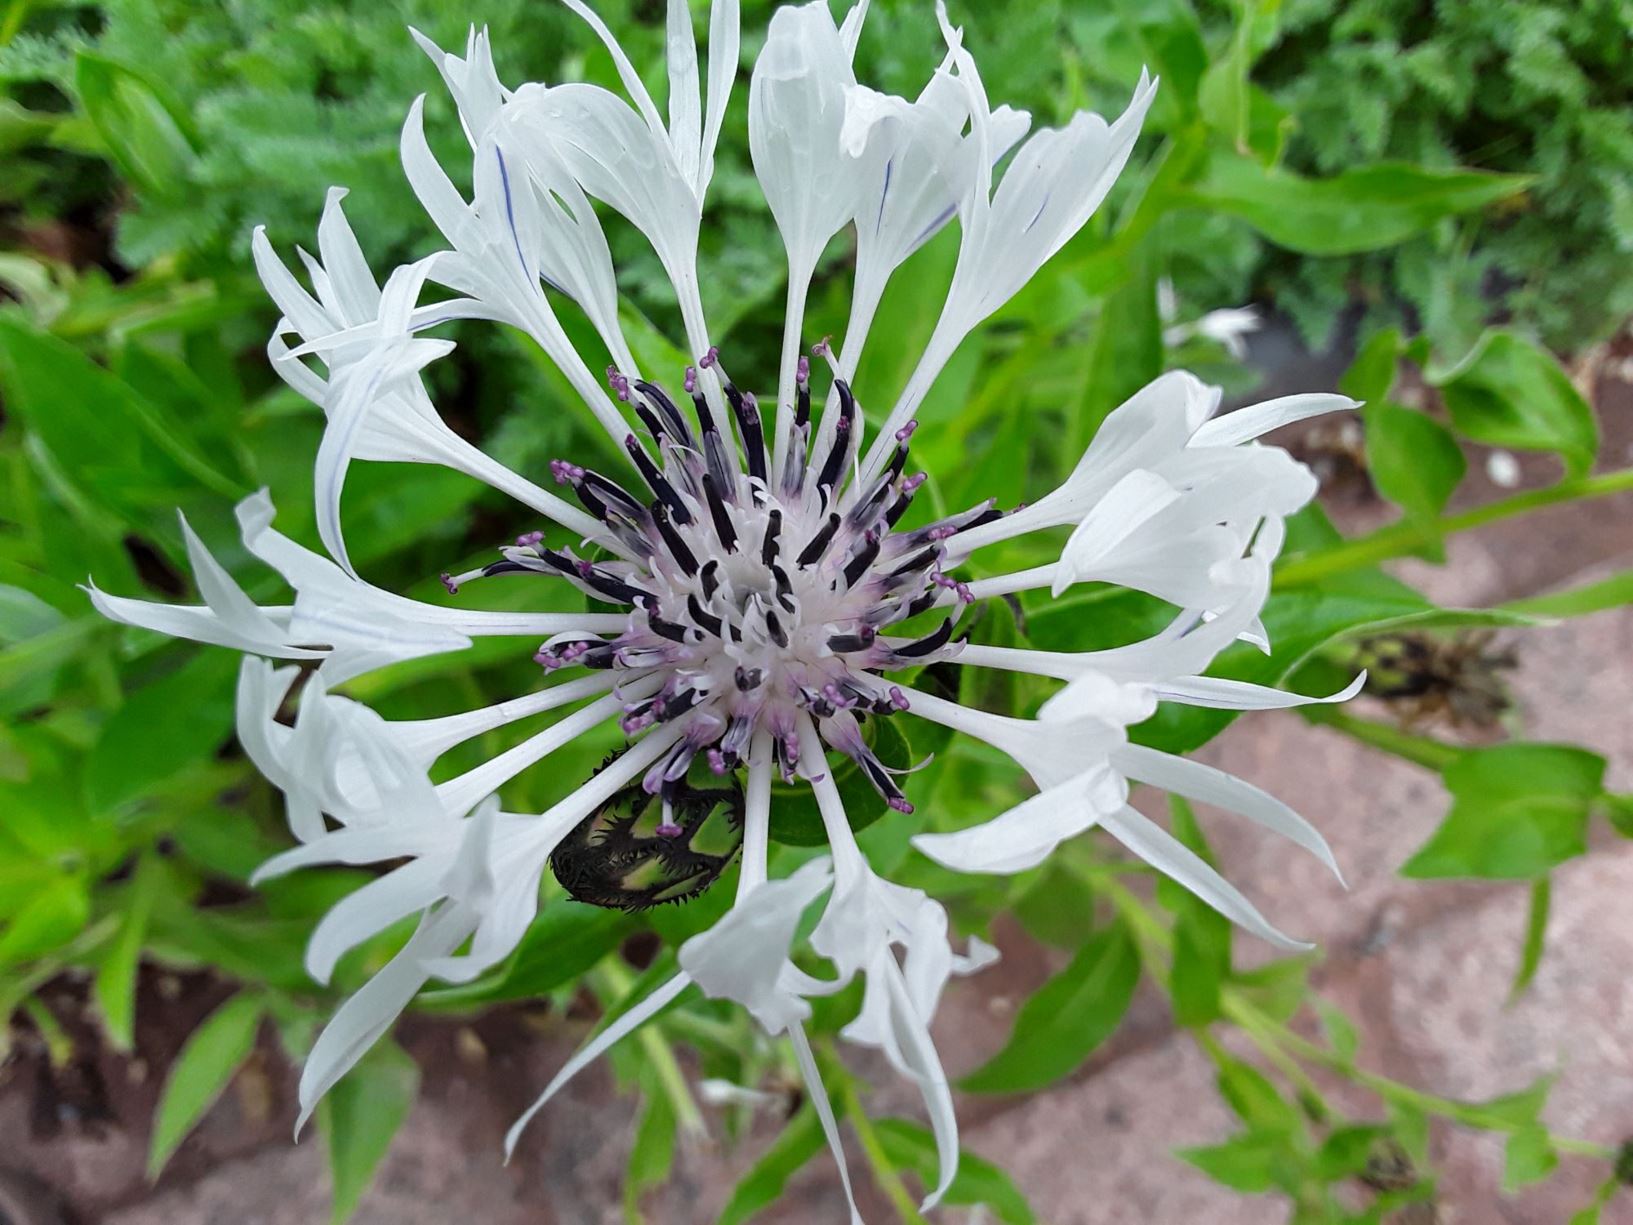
88,1,1360,1216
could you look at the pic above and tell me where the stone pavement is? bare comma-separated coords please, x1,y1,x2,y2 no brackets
6,380,1632,1224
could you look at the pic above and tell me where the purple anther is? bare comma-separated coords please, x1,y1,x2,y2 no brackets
895,419,919,443
902,472,928,493
811,337,831,357
439,572,459,595
576,560,595,579
684,365,698,393
957,582,975,603
796,354,810,384
699,345,720,369
888,797,915,814
822,682,851,708
933,571,957,589
655,820,684,838
516,530,544,547
706,748,728,775
549,459,585,485
535,648,563,670
889,686,910,711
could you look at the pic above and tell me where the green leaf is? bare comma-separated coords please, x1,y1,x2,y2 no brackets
1177,1131,1286,1193
94,854,159,1051
1432,331,1598,477
1402,744,1605,880
1363,402,1466,523
1339,327,1403,405
87,650,237,813
1213,1051,1302,1136
716,1105,826,1225
767,716,911,846
1073,233,1161,452
149,991,265,1178
623,1070,678,1220
0,876,91,967
874,1119,1037,1224
962,921,1138,1094
1313,1000,1359,1064
1316,1125,1389,1180
1162,799,1230,1027
418,901,634,1009
319,1039,419,1224
1510,876,1551,1001
1503,570,1633,620
73,53,199,197
1186,153,1532,256
0,317,211,522
1503,1125,1559,1193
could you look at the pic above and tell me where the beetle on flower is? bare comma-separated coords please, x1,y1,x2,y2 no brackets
88,0,1361,1216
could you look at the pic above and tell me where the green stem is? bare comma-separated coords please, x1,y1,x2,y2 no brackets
1299,707,1463,772
1277,468,1633,588
829,1047,928,1225
596,963,706,1139
1224,994,1616,1161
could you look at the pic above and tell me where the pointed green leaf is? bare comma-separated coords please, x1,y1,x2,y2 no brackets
962,921,1139,1094
149,991,265,1178
319,1039,419,1224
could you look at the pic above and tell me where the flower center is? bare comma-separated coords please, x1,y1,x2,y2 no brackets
441,348,1007,822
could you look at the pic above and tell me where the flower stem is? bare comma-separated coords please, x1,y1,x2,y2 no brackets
1276,468,1633,588
1299,707,1464,772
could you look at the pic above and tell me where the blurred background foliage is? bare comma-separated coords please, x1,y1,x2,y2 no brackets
1,0,1631,1222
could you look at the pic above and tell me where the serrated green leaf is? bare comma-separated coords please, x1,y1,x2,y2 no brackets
319,1039,419,1224
1187,154,1532,255
149,991,265,1178
1433,330,1598,477
962,920,1138,1094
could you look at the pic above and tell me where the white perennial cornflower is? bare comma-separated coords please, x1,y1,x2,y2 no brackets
87,2,1362,1216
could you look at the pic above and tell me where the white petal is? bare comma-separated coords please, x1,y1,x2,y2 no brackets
788,1022,863,1225
315,187,381,322
296,905,472,1134
1112,742,1345,883
304,856,447,985
504,972,694,1158
912,772,1115,874
1152,671,1365,713
1100,805,1311,951
678,858,834,1033
1191,393,1358,447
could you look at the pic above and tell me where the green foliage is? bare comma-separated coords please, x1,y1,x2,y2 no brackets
961,920,1140,1095
148,990,266,1177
